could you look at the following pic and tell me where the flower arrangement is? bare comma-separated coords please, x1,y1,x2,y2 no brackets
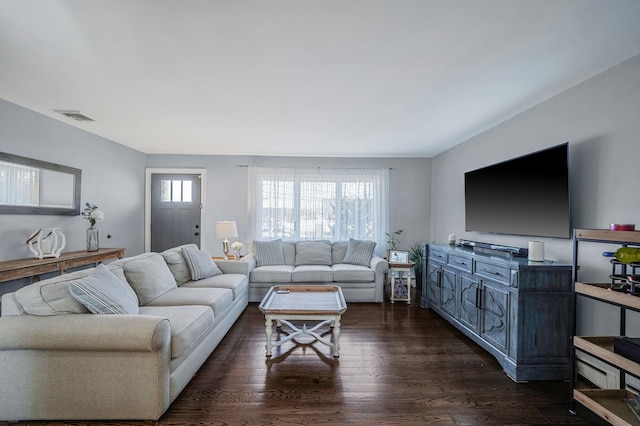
231,241,244,251
82,203,104,227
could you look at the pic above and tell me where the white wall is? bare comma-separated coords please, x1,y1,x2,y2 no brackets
145,155,431,257
430,53,640,335
0,99,147,294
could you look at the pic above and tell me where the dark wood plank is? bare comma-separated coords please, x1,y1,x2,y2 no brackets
0,291,606,425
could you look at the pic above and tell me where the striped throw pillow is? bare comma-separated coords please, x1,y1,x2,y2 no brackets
67,264,139,314
181,247,222,280
254,239,285,266
343,238,377,267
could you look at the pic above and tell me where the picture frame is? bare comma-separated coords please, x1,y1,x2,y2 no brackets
389,250,409,263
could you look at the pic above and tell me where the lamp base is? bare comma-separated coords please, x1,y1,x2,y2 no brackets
222,239,230,260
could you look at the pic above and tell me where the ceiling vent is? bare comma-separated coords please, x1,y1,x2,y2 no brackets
54,110,95,122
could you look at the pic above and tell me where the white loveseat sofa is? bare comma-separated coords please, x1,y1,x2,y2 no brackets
247,239,388,303
0,243,248,421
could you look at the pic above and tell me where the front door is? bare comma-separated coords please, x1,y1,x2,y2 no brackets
150,173,202,252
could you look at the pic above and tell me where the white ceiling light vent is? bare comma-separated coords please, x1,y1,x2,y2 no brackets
54,110,95,122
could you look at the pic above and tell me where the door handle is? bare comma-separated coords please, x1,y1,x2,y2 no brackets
194,232,200,236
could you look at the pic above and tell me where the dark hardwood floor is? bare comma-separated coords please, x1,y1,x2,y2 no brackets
2,292,605,425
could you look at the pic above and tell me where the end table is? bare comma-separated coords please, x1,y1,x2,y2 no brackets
387,261,414,304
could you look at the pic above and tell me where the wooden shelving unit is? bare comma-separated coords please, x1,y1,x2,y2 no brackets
572,229,640,425
574,389,640,425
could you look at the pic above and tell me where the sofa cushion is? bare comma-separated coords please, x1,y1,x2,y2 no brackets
112,253,177,305
343,238,377,266
181,246,222,280
332,241,348,264
283,241,296,266
182,273,247,301
139,305,214,359
67,264,140,315
107,264,130,286
250,265,294,283
332,263,375,282
14,269,92,316
146,287,233,318
254,239,285,266
161,244,198,286
291,265,333,282
295,240,332,266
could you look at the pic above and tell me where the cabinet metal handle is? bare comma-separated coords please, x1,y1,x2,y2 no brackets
476,288,484,308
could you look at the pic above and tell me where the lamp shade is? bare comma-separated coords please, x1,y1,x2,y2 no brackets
215,221,238,239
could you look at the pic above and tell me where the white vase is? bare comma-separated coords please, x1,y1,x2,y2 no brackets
233,249,241,260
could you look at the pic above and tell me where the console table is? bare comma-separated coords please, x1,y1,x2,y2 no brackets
0,248,125,284
423,243,572,381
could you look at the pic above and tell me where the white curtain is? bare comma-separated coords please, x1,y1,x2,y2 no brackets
248,166,389,255
0,161,39,206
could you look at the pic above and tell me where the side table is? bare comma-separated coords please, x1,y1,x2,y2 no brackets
388,261,414,304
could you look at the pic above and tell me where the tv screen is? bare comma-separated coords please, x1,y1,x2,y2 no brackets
464,143,570,239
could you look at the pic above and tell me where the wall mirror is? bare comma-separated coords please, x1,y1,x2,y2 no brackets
0,152,81,215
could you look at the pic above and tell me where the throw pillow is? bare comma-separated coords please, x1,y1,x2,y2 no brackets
113,253,177,305
343,238,377,266
161,244,199,285
254,239,285,266
67,264,140,314
181,247,222,280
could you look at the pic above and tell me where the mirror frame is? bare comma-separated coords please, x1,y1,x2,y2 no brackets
0,152,82,216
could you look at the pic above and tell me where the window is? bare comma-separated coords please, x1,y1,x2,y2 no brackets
249,167,388,252
160,179,192,202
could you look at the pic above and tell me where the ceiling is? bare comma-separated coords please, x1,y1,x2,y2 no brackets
2,1,640,158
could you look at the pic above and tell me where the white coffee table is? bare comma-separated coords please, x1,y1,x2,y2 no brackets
258,285,347,358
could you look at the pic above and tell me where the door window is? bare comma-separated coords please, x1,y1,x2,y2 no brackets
161,180,192,203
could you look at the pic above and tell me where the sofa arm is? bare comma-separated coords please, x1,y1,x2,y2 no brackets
0,314,170,352
371,255,389,302
216,254,256,275
0,314,172,421
370,255,389,274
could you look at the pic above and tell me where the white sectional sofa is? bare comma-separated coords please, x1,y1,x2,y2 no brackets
247,239,388,303
0,243,248,421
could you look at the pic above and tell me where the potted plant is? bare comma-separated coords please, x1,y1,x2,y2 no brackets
409,242,424,291
385,229,403,259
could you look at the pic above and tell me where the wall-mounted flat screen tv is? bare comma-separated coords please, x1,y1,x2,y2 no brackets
464,142,570,239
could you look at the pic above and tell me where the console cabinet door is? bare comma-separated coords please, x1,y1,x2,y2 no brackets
426,262,442,308
441,268,457,317
480,279,509,354
458,275,480,333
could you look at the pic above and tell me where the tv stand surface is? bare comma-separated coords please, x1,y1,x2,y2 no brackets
457,239,529,258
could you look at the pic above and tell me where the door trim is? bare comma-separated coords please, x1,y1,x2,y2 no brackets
145,168,207,252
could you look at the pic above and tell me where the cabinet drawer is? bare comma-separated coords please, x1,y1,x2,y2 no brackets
447,255,472,273
429,249,446,263
475,261,510,284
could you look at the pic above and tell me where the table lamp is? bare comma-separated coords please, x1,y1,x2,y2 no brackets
215,220,238,259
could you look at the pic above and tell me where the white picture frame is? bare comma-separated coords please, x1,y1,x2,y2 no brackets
389,250,409,263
